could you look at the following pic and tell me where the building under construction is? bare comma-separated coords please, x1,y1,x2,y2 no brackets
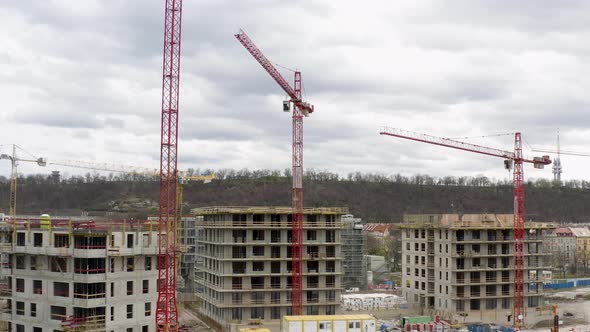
0,216,161,332
340,215,366,289
192,206,347,331
401,214,554,326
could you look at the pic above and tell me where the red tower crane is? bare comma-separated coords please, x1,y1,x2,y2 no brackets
379,127,551,329
156,0,183,331
235,29,314,315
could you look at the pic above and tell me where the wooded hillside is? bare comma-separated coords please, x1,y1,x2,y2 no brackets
1,170,589,222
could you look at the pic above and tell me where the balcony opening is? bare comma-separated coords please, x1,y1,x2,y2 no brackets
307,275,319,288
51,306,67,321
15,255,25,269
271,230,281,243
232,247,246,259
326,230,335,243
271,291,280,304
232,230,246,243
307,230,317,241
33,233,43,247
251,276,264,289
326,215,335,225
325,275,335,288
271,261,281,274
253,261,264,272
74,282,106,299
74,258,106,274
326,261,335,273
253,246,265,257
306,290,319,303
307,246,319,259
33,280,42,294
16,233,25,246
270,214,281,226
127,234,134,248
54,234,69,248
271,276,281,289
54,282,70,297
232,262,246,274
30,256,37,271
253,214,264,224
253,230,265,241
232,277,242,290
271,246,281,258
15,278,24,292
74,235,106,249
307,261,318,273
50,257,68,272
127,257,134,272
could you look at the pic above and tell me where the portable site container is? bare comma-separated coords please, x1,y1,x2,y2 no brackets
281,314,376,332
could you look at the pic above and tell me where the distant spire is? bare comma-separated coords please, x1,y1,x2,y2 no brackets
552,128,562,182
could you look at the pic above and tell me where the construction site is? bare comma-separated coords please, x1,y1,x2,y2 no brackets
3,1,590,332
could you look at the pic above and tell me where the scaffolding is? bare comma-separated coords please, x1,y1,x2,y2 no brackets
341,215,367,289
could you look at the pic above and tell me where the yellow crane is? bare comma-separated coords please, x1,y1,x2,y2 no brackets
0,145,47,218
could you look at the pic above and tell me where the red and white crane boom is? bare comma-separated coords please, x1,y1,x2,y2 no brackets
380,127,551,329
235,29,314,315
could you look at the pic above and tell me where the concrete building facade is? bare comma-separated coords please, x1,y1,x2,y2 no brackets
401,214,554,326
0,217,160,332
192,206,347,331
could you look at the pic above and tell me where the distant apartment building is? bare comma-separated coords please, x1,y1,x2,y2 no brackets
192,206,347,332
570,227,590,270
545,227,576,269
0,216,160,332
341,214,367,289
401,214,554,326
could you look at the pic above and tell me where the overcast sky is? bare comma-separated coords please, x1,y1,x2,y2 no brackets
1,0,590,181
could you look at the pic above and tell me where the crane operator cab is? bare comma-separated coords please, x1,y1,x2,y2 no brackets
283,100,290,112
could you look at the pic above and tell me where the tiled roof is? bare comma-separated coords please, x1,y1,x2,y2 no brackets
363,223,395,233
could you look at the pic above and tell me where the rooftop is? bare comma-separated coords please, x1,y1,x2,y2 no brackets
402,213,556,230
570,227,590,237
191,206,349,215
363,223,396,233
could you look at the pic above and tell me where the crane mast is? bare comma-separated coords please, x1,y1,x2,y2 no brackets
513,133,525,328
235,30,314,314
380,127,551,328
156,0,182,331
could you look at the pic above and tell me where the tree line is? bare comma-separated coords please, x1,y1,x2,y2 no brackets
2,168,589,190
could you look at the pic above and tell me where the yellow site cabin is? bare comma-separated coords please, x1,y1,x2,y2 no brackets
281,314,376,332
